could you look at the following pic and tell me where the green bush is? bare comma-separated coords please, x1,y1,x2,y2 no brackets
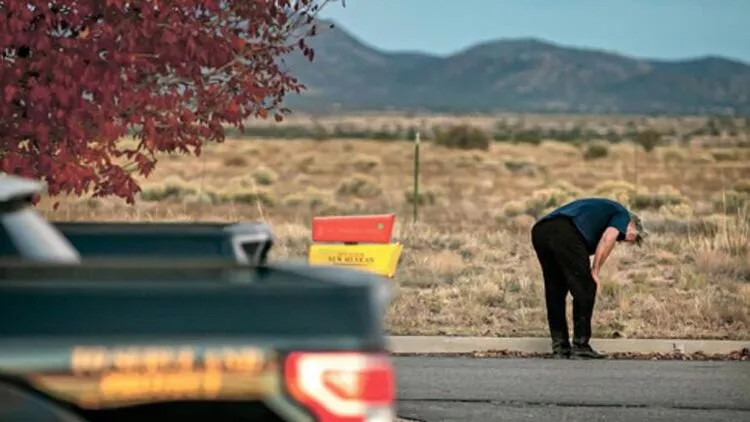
140,176,196,202
512,130,543,145
594,180,634,204
352,154,382,172
252,166,278,186
404,189,437,206
524,186,580,218
282,187,332,210
311,123,329,141
336,175,382,198
229,191,275,207
434,124,490,151
583,142,609,160
634,129,661,152
504,160,538,176
500,200,525,218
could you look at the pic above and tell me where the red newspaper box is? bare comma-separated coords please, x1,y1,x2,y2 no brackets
311,214,395,244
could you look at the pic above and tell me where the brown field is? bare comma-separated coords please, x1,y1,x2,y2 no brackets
37,114,750,340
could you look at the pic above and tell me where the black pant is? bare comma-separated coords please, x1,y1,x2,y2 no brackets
531,216,597,346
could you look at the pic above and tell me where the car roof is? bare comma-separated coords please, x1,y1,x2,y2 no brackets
0,175,43,203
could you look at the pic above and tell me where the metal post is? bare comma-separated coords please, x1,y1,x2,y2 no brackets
633,141,638,204
413,131,420,223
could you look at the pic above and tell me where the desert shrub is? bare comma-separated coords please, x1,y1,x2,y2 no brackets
224,124,312,139
369,124,401,141
645,215,722,237
229,172,276,189
509,214,536,231
404,188,438,206
215,188,275,207
451,152,484,168
583,142,609,160
252,166,278,186
593,180,635,204
734,179,750,194
661,148,686,164
292,174,312,186
84,198,101,209
710,149,741,162
504,159,538,176
434,124,490,151
336,174,382,198
496,183,582,222
500,200,525,218
224,156,247,167
631,185,685,210
182,192,215,205
659,203,694,219
540,141,579,156
294,153,332,174
282,187,332,210
690,210,749,280
241,146,260,156
553,181,582,197
140,176,196,201
281,193,304,207
311,123,329,141
599,282,622,305
352,154,381,172
595,180,636,193
696,214,730,236
688,152,715,164
712,190,750,214
634,129,661,152
523,185,580,218
511,129,543,145
296,154,316,172
304,188,333,209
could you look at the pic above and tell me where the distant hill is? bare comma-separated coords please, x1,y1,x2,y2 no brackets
280,21,750,115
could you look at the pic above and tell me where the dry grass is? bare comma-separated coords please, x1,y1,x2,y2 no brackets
35,115,750,340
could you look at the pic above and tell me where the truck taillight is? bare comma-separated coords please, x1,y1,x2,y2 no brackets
284,352,396,422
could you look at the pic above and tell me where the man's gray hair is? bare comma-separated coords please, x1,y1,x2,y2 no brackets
630,212,648,245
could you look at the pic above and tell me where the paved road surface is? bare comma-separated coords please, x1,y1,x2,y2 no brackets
394,357,750,422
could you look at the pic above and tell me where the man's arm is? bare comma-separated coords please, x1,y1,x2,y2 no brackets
591,226,620,285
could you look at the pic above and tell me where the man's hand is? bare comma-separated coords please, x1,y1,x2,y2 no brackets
591,270,601,287
591,226,619,284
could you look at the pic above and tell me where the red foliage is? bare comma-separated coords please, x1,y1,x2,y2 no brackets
0,0,331,203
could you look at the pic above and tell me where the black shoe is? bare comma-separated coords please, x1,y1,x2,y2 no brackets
551,339,571,359
551,348,571,359
571,343,606,359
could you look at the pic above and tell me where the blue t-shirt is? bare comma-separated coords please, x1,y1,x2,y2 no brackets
538,198,631,254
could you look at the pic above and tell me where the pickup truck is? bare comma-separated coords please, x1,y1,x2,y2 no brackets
0,175,396,422
0,219,274,265
47,221,275,264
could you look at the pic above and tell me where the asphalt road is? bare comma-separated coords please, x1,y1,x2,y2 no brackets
394,357,750,422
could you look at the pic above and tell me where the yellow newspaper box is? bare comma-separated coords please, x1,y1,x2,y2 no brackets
308,243,403,278
307,214,402,277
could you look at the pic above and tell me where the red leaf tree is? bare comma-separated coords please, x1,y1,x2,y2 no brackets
1,0,333,203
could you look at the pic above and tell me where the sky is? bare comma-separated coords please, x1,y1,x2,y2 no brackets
318,0,750,63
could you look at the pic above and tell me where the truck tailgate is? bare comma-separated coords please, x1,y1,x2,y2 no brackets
0,263,390,421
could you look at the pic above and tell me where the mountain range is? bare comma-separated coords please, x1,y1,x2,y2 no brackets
280,20,750,115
